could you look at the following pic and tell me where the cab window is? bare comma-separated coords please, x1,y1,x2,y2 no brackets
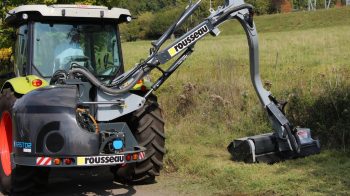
14,25,28,76
33,22,122,80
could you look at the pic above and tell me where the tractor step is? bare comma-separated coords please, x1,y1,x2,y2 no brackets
227,128,321,164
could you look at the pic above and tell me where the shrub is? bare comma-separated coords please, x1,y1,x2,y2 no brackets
287,73,350,151
245,0,275,15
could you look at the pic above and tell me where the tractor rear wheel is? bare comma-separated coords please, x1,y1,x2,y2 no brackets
112,95,165,184
0,88,50,195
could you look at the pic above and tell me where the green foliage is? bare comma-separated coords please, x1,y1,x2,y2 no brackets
120,1,212,41
288,70,350,150
219,7,350,36
245,0,275,15
148,7,184,39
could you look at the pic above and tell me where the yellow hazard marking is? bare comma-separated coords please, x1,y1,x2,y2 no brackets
77,157,85,165
2,75,48,95
168,47,177,57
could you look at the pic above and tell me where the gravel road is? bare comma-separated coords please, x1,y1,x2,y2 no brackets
0,167,183,196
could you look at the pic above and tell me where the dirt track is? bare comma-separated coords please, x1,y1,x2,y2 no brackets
0,167,184,196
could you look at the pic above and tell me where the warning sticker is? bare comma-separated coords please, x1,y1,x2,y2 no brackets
36,157,52,166
77,155,124,166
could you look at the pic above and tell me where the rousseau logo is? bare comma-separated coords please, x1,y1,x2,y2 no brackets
168,25,209,56
77,155,124,166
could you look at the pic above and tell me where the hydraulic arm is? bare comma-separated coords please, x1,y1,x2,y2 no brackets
68,0,320,163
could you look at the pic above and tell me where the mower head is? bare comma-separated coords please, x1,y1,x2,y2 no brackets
228,128,321,163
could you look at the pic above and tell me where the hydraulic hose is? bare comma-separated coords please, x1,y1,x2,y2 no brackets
68,67,144,95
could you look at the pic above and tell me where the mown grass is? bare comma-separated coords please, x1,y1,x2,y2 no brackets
121,7,350,195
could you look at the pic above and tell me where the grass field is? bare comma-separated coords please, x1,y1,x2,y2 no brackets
121,7,350,195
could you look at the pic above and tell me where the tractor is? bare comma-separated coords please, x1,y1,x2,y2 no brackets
0,0,320,195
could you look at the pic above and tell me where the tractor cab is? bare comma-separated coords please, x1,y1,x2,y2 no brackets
5,4,131,82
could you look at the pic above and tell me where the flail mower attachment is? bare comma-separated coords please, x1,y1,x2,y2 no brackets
227,128,321,163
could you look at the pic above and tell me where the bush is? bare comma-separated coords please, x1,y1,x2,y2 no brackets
120,12,155,41
120,6,186,41
245,0,275,15
120,2,212,41
287,74,350,151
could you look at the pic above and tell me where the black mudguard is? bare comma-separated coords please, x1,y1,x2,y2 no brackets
12,86,100,157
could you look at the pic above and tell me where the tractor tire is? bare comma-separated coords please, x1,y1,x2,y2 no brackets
112,95,165,184
0,88,50,195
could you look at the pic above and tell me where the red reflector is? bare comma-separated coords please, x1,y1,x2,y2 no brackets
126,154,131,161
132,153,138,160
64,158,72,165
32,79,43,87
54,158,61,165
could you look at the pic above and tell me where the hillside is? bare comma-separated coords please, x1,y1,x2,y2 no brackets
121,7,350,195
219,6,350,35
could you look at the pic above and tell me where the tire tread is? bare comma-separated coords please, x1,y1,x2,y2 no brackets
112,94,165,184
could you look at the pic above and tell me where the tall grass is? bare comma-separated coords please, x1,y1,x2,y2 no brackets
121,10,350,194
123,25,350,149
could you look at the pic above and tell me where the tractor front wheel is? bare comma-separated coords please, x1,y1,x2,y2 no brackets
112,95,165,184
0,88,50,195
